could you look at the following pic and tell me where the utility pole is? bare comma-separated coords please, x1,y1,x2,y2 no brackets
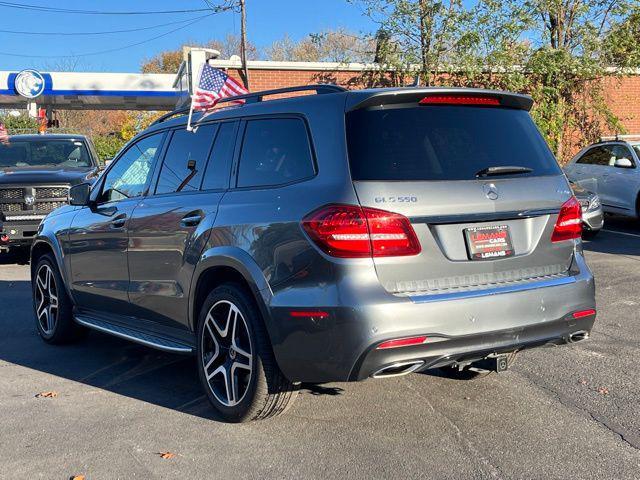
239,0,250,90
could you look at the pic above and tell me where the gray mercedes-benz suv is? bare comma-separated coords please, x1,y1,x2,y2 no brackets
30,85,596,422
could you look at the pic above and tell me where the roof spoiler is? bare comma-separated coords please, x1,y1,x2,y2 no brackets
346,88,534,112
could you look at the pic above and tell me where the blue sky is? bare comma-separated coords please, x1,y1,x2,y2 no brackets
0,1,377,72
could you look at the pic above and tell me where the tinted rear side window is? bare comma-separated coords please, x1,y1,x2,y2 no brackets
156,124,216,194
201,122,236,190
237,118,314,188
346,106,561,181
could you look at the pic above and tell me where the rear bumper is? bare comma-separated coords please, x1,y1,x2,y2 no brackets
352,314,594,380
268,250,595,383
582,208,604,231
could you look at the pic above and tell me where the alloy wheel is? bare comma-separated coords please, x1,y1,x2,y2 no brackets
35,264,58,335
201,300,253,407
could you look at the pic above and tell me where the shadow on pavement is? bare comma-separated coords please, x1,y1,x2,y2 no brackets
0,247,30,265
0,278,223,421
583,233,640,257
0,279,343,422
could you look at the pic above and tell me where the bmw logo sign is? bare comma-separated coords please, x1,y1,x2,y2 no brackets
14,69,45,98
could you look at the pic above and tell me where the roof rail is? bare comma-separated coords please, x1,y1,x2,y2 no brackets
152,107,191,126
151,84,347,126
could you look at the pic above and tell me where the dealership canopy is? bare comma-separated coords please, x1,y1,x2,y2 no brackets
0,69,185,111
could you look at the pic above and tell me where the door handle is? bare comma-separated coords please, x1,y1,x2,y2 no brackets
109,213,127,229
180,212,203,228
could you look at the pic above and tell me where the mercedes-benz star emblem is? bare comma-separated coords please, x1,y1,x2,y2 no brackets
483,183,499,200
24,194,35,206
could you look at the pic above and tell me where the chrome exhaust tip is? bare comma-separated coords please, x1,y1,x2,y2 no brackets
568,330,590,343
372,360,425,378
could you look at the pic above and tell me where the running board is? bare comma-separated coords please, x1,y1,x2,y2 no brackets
74,315,194,354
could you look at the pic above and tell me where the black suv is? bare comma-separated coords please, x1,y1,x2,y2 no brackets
0,134,100,250
31,86,595,422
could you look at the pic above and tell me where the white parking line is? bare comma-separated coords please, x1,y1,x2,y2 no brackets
602,229,640,238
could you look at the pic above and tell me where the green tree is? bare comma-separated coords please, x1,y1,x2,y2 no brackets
141,34,259,73
265,29,374,63
351,0,640,161
0,112,38,133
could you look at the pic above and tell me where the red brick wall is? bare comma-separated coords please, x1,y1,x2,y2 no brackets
226,66,640,159
228,67,640,134
605,76,640,134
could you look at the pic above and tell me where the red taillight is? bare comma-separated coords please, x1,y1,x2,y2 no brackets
572,309,596,319
419,95,501,106
551,197,582,242
301,204,421,258
376,336,428,349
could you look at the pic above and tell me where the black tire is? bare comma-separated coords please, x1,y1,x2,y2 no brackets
196,283,298,422
437,352,518,381
32,254,84,344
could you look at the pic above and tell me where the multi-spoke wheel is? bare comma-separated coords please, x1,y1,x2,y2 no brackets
201,300,253,407
196,284,298,422
32,254,83,344
35,264,59,335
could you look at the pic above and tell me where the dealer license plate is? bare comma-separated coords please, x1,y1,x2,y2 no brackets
464,225,514,260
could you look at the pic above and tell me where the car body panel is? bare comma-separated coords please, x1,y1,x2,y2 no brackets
127,191,222,329
565,141,640,217
66,198,140,313
352,176,574,294
31,86,597,384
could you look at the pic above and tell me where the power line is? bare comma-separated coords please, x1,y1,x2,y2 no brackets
0,14,213,36
0,1,229,15
0,14,213,58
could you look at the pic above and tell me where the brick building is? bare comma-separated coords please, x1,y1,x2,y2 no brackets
212,59,640,154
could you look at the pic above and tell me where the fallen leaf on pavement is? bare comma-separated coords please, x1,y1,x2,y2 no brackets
159,452,176,459
579,379,588,385
70,475,86,480
35,391,58,398
597,386,610,395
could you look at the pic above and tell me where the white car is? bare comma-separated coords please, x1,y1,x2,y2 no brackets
564,137,640,218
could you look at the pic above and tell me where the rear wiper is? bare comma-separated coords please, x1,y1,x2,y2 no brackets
475,165,533,178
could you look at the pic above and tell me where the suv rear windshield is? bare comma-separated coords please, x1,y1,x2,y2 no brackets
0,139,91,169
346,105,561,181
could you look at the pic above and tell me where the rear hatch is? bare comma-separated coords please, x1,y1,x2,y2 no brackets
345,90,576,295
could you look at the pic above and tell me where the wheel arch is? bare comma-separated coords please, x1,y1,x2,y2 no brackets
31,237,77,306
189,247,274,337
31,238,62,279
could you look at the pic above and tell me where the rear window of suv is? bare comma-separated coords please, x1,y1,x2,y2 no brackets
346,105,561,181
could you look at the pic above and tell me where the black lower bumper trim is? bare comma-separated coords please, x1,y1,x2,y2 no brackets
350,315,596,381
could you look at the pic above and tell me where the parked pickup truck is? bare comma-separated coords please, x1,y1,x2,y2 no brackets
0,134,100,251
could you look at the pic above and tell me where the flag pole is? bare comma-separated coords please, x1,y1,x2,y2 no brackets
185,97,195,132
186,62,205,132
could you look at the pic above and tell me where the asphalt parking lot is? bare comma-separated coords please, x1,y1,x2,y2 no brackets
1,220,639,479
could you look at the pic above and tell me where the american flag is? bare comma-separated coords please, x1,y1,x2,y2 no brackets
0,123,9,145
192,64,248,112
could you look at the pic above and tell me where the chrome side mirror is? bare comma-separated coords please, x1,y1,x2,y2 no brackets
614,157,633,168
